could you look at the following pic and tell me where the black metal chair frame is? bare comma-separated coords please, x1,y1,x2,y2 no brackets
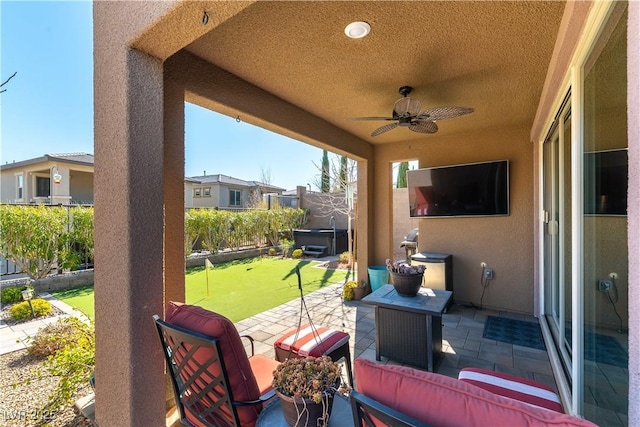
350,390,431,427
153,315,275,427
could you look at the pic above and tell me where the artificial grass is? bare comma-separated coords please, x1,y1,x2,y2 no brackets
50,284,95,319
51,257,352,322
187,257,351,322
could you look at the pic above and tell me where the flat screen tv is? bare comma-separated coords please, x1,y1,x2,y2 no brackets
584,148,627,216
407,160,509,218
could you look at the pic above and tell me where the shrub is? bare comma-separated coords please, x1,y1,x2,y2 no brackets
1,287,23,304
341,281,358,300
38,317,95,411
339,252,350,264
268,247,276,256
9,298,52,321
279,238,294,258
28,320,79,358
291,248,303,259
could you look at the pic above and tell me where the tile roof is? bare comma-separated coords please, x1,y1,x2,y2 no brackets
187,174,284,191
0,153,94,170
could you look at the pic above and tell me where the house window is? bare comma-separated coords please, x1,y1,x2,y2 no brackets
36,176,50,197
203,187,211,197
229,189,241,206
194,188,201,198
16,174,23,200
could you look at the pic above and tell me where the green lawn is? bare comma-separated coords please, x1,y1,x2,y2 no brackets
51,257,352,322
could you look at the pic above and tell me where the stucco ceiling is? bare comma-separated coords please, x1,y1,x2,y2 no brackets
183,1,565,145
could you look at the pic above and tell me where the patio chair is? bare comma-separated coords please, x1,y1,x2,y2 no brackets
154,302,280,427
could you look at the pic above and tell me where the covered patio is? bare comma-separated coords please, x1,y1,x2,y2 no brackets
93,1,638,425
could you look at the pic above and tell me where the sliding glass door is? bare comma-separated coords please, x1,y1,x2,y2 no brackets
543,100,572,378
542,2,628,424
581,5,628,423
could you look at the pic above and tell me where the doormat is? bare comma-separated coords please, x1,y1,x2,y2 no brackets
565,328,628,369
483,316,546,351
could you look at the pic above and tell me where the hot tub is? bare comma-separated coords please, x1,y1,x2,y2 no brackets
293,228,349,256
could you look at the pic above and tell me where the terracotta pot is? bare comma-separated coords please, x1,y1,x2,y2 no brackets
352,285,369,300
275,389,335,427
390,272,423,297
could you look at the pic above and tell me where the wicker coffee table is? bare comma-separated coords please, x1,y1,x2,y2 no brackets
362,284,452,371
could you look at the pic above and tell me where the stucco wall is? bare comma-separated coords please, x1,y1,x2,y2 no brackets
376,124,535,314
70,170,93,203
0,170,17,202
392,187,419,260
302,192,351,230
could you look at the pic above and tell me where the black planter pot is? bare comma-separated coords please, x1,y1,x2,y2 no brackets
390,272,423,297
275,389,335,427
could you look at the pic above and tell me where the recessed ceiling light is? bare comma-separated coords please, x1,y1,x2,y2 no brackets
344,21,371,39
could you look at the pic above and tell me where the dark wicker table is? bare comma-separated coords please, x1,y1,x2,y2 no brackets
257,395,354,427
362,284,452,371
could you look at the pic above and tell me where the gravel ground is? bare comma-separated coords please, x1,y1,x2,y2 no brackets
0,350,92,427
0,299,92,427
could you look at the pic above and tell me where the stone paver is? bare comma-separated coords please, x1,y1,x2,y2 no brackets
0,281,560,396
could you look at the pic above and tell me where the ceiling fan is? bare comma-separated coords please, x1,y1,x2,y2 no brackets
349,86,474,137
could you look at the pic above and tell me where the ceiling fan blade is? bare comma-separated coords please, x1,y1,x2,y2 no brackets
393,97,422,117
371,123,399,137
417,106,474,121
348,116,396,121
409,120,439,134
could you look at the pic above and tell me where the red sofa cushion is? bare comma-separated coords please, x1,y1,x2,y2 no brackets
165,302,266,427
354,359,597,427
458,367,564,413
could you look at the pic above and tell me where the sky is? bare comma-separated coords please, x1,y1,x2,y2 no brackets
0,1,327,191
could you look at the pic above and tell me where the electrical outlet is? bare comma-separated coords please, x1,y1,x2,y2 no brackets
480,262,487,268
484,269,493,279
598,280,612,292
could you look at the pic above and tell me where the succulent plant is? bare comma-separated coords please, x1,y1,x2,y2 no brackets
385,259,426,275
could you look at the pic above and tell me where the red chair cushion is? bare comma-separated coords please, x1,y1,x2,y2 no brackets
458,367,564,413
165,302,263,427
274,324,349,357
354,358,597,427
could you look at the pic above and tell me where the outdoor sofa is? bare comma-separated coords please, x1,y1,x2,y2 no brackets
351,358,598,426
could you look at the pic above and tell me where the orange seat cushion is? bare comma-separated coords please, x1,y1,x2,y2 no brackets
274,324,349,357
248,354,279,395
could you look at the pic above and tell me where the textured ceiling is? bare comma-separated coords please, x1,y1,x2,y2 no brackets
185,1,566,145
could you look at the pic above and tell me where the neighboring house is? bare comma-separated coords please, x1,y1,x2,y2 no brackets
185,174,285,209
0,155,289,210
0,153,94,205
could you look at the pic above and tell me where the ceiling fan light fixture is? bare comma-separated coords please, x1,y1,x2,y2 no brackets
344,21,371,39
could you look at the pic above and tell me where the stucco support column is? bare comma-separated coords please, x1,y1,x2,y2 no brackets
627,2,639,423
163,55,186,412
94,35,165,427
164,58,186,307
356,159,373,285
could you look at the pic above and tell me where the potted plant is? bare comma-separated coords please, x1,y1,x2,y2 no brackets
342,280,369,301
385,259,426,297
272,356,346,427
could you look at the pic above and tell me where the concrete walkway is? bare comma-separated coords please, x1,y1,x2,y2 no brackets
0,292,89,355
